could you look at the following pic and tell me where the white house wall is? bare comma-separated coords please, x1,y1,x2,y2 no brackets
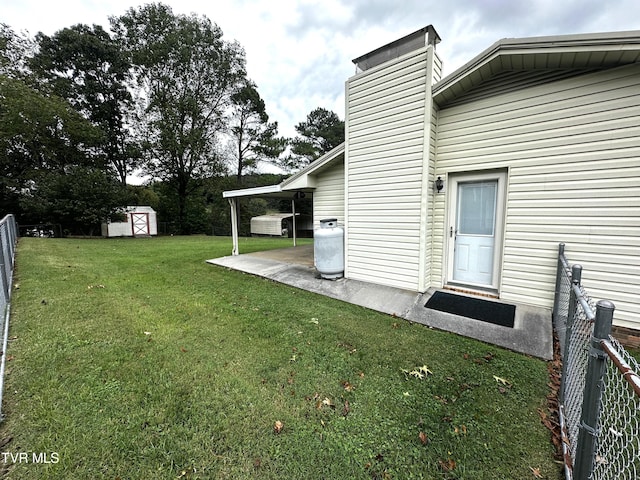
313,159,345,228
434,63,640,328
346,47,431,290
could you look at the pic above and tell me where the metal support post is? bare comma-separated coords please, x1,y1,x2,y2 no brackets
228,198,239,256
552,243,566,322
573,299,615,480
291,199,297,247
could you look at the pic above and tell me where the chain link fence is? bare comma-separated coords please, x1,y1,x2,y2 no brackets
593,337,640,480
0,214,18,420
561,284,596,465
553,243,640,480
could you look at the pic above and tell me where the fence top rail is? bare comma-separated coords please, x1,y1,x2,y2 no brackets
0,215,14,225
572,283,595,321
601,339,640,398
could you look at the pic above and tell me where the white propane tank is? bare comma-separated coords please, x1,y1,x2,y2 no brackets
314,218,344,279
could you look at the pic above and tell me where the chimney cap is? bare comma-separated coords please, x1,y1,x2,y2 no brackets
352,25,441,72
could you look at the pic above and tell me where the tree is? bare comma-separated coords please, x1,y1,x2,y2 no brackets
31,24,140,184
0,23,35,79
227,80,286,183
21,165,129,235
1,24,128,229
284,107,345,171
0,74,105,220
111,3,246,233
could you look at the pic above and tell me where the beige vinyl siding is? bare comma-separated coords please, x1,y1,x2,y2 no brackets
313,159,345,227
434,63,640,328
346,47,430,290
423,51,442,288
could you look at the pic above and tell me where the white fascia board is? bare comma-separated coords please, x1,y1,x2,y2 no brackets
281,143,345,191
222,184,282,198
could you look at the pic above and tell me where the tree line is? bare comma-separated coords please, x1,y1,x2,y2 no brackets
0,3,344,235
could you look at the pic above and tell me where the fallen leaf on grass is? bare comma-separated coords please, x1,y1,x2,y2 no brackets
322,397,335,408
341,380,355,392
316,396,336,410
180,347,187,353
435,395,448,405
438,458,456,472
419,431,428,444
401,365,432,380
529,466,543,478
473,352,495,364
493,375,511,386
273,420,283,434
454,425,467,435
342,400,350,417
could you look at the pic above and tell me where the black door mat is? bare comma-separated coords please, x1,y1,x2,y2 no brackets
425,291,515,328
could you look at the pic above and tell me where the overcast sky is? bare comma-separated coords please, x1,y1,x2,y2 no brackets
4,0,640,138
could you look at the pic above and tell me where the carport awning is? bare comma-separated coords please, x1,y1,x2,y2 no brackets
223,143,345,256
223,184,299,199
223,143,345,200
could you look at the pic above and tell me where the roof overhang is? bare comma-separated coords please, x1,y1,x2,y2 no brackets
281,143,345,190
223,184,289,199
222,143,345,199
433,30,640,107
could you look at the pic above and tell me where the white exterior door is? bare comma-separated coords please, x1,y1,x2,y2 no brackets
447,172,506,290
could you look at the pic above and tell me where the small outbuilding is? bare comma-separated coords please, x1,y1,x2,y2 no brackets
101,206,158,237
250,213,313,238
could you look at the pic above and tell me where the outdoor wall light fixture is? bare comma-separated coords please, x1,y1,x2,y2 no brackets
435,176,444,193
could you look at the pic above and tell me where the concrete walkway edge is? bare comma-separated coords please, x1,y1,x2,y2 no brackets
207,253,553,360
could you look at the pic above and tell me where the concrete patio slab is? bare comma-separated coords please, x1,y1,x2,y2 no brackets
207,246,553,360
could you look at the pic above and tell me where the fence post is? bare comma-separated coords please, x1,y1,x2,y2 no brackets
552,243,565,322
0,237,7,305
560,264,582,404
573,299,615,480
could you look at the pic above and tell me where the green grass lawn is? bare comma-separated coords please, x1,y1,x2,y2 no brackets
1,236,561,479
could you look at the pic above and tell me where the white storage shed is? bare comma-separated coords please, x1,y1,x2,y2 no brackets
250,213,312,238
101,206,158,237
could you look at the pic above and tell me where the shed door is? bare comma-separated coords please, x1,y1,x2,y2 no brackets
447,172,506,290
131,213,150,236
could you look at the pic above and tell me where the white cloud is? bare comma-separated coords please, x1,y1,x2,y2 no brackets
4,0,640,140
